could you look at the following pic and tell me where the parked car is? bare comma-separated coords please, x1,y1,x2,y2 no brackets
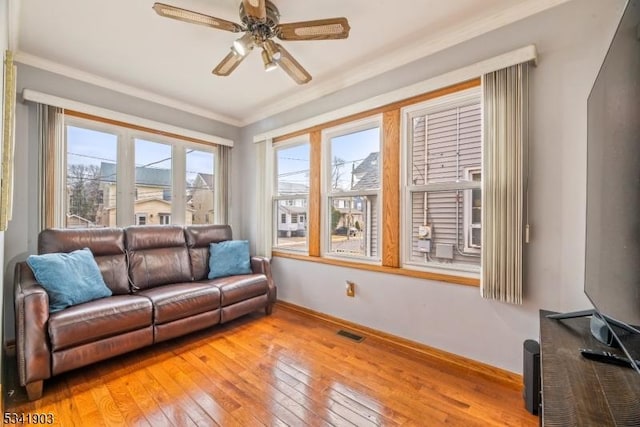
335,226,357,236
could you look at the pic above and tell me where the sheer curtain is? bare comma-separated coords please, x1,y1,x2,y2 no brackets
214,144,230,225
37,104,65,231
481,63,529,304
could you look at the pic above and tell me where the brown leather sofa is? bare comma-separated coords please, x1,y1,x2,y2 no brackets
14,224,275,401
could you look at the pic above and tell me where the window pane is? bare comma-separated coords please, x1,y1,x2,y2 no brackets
411,103,481,185
135,139,172,225
328,195,378,258
186,149,215,225
274,198,308,251
409,190,480,269
66,126,117,228
330,127,380,192
277,143,309,195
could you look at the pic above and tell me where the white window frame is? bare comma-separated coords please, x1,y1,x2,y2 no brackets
322,115,382,262
159,213,171,225
63,116,217,227
463,168,482,253
400,87,482,276
135,213,148,225
272,135,311,253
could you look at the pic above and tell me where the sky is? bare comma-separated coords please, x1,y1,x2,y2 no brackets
67,125,215,182
276,126,380,191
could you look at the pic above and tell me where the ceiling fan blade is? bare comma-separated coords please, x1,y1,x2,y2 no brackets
277,18,350,41
212,51,246,76
153,3,242,33
242,0,267,22
275,44,312,85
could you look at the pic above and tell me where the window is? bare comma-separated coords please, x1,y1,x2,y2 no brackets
403,88,482,273
263,79,484,285
324,119,381,260
273,139,310,252
63,116,220,228
135,138,173,226
186,149,215,225
136,213,147,225
65,125,118,228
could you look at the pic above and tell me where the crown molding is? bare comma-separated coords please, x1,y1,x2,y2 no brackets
240,0,571,126
14,52,243,127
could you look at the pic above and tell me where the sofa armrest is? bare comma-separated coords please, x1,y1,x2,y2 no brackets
14,262,52,389
251,256,276,304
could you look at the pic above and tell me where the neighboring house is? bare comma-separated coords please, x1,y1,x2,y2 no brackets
97,162,193,226
189,172,215,224
277,182,308,237
332,152,380,231
66,214,95,229
340,152,380,257
278,203,307,237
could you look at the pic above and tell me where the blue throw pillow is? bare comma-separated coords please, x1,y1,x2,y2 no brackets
27,248,112,313
208,240,252,280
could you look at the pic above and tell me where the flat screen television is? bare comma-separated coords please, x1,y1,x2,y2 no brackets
584,0,640,372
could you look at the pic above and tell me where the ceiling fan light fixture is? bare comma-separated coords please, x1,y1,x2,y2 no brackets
261,49,278,72
232,32,254,57
263,39,281,62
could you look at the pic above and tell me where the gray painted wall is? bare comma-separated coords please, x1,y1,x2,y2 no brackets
1,0,626,376
3,65,241,340
237,0,626,373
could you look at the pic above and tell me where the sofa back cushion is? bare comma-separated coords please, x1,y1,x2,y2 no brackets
125,225,192,291
184,225,232,281
39,228,129,295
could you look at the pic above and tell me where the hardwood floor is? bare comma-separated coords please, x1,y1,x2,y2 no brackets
4,305,537,426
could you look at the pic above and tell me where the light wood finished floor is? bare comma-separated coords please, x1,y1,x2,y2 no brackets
4,305,537,426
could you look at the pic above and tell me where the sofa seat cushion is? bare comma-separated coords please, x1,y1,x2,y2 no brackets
48,295,153,351
209,274,268,307
138,282,221,325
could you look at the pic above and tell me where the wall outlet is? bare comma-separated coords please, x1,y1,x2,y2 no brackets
346,281,355,297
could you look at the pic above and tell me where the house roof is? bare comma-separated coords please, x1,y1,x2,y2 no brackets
278,181,309,195
279,205,307,215
193,173,214,190
134,198,195,212
352,152,380,191
66,213,93,225
100,162,171,187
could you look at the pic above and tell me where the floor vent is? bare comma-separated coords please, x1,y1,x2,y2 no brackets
337,329,365,342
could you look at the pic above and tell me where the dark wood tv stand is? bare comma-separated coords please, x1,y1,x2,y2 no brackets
539,310,640,426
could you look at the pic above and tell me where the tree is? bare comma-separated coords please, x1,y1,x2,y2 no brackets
331,206,341,231
67,164,101,222
331,156,345,190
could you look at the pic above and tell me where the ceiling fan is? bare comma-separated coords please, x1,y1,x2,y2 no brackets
152,0,351,84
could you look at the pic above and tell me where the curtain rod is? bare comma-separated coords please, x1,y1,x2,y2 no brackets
21,89,234,147
253,44,537,143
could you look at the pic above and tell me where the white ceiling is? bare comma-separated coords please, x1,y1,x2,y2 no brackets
15,0,569,126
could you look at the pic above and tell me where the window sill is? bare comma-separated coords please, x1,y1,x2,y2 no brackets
271,250,480,287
